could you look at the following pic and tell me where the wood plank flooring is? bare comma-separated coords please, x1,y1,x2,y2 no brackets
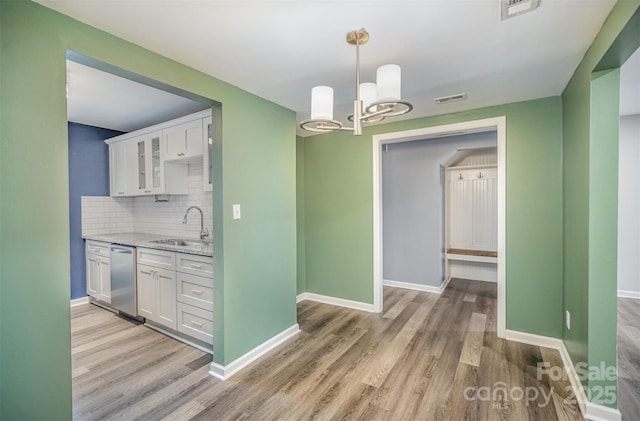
72,279,583,420
618,297,640,421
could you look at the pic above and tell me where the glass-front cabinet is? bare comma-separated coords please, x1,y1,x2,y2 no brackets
136,131,163,194
202,116,213,192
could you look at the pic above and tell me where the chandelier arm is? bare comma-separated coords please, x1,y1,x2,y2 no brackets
360,107,394,120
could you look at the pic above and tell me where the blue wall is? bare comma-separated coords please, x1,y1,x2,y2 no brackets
68,122,123,299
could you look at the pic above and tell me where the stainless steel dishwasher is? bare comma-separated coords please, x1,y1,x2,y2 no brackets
109,244,139,320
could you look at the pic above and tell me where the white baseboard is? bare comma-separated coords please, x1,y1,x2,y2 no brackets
70,296,90,307
505,329,564,350
382,279,445,294
585,402,622,421
617,289,640,299
209,324,300,381
506,329,622,420
296,292,375,312
557,337,589,417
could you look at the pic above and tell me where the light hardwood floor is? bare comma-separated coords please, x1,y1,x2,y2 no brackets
618,297,640,421
72,279,583,420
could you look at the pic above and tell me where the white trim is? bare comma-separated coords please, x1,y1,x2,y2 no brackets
383,279,445,294
585,402,622,421
372,116,507,338
296,292,376,312
557,339,589,417
505,329,564,350
506,330,587,416
617,289,640,299
208,324,300,381
505,329,622,420
70,296,90,307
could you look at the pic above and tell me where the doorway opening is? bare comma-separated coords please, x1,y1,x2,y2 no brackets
616,44,640,419
372,116,507,338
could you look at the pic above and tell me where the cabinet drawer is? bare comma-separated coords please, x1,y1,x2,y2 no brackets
137,247,175,269
86,240,111,258
177,302,213,344
177,272,213,310
176,253,213,277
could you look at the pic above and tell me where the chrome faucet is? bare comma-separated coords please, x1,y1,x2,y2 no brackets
183,206,210,240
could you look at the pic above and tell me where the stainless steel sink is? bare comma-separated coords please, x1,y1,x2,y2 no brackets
149,239,210,247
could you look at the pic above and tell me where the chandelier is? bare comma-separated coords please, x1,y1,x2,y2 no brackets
300,28,413,135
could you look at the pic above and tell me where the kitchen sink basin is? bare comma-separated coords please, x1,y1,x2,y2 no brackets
149,239,210,247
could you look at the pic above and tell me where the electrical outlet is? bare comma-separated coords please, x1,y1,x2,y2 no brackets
566,310,571,330
233,204,241,220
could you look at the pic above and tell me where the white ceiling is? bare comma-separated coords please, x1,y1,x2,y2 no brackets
66,60,208,132
40,0,632,136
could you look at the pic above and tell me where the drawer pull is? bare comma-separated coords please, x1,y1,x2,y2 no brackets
191,320,203,327
190,264,203,269
90,248,101,253
191,289,204,295
177,152,185,157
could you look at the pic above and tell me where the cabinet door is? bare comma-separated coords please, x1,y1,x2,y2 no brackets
136,132,164,195
149,131,163,192
137,265,156,320
109,141,137,197
110,142,127,196
98,259,111,303
86,254,100,297
156,268,177,330
202,116,213,192
164,119,203,160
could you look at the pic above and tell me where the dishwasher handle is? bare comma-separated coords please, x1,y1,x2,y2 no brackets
110,246,133,254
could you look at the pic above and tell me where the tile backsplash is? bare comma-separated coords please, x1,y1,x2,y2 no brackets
82,162,213,239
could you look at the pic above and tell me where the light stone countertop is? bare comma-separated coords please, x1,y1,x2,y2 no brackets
83,232,213,257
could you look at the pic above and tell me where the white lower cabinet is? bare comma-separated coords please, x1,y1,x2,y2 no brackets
136,248,176,330
86,240,111,303
136,248,213,346
175,252,214,344
137,264,177,329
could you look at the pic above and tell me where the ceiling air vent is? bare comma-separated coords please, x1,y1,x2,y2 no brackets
501,0,539,20
434,93,468,105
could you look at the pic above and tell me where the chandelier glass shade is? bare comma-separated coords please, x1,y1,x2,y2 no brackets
300,29,413,135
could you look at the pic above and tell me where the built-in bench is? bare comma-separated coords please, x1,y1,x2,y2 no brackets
446,248,498,264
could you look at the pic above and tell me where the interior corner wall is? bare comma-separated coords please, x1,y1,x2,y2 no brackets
68,122,123,300
381,131,497,288
303,96,563,338
296,136,306,294
617,114,640,296
0,2,296,418
561,0,640,408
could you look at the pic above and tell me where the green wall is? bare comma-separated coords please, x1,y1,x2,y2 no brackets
302,97,564,337
296,136,306,294
562,0,640,407
0,1,297,419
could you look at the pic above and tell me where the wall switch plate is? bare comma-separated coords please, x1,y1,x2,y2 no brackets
232,204,241,220
566,310,571,330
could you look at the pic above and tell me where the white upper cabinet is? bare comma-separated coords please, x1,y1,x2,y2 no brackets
135,130,164,195
163,119,203,161
105,110,211,197
109,140,136,197
202,116,213,192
